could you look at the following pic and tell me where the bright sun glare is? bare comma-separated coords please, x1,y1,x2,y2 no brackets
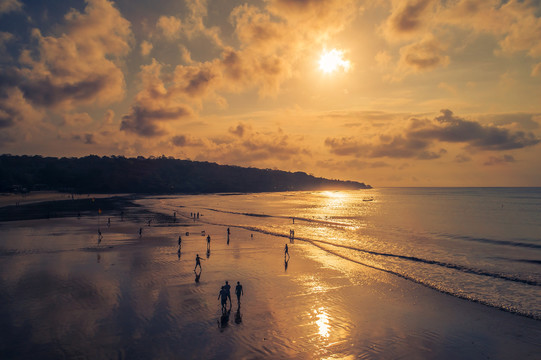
319,49,350,74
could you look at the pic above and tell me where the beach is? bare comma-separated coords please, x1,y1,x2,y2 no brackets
0,192,540,359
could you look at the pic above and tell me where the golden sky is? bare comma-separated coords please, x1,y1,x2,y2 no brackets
1,0,541,186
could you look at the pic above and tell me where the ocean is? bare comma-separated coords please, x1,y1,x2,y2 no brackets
143,187,541,320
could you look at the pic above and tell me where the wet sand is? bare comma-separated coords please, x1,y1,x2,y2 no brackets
0,197,540,359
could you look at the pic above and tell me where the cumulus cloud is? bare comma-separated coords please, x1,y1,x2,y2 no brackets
381,0,436,40
325,109,540,159
398,35,449,72
267,0,358,34
0,0,22,15
171,134,205,147
168,126,309,166
228,122,250,138
7,0,132,111
156,16,182,40
140,40,153,56
120,60,194,137
411,109,540,150
62,112,93,127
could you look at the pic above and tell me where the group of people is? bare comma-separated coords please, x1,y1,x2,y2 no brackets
218,281,244,312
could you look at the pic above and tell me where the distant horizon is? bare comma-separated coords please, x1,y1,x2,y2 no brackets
3,153,541,188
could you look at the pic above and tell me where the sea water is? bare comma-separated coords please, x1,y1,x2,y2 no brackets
144,187,541,320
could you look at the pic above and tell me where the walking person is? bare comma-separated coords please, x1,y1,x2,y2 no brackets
224,281,232,307
194,254,204,271
218,286,228,313
235,281,243,306
207,234,211,251
177,235,181,252
284,243,290,260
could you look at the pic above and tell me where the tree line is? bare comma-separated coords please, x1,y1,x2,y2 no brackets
0,155,371,194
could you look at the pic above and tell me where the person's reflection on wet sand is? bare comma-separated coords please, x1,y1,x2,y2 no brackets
235,307,242,324
194,267,201,283
206,248,211,258
284,256,289,271
219,309,231,330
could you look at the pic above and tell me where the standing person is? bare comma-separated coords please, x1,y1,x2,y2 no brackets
235,281,243,306
207,234,211,251
284,244,289,259
224,281,232,307
177,235,181,252
139,227,143,237
194,254,203,271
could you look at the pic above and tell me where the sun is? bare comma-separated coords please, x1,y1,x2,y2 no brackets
318,49,350,74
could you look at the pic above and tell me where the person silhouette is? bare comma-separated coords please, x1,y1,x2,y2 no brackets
194,254,203,271
218,286,228,312
207,234,211,250
139,227,142,237
224,281,232,307
178,235,182,251
284,243,289,259
235,281,243,306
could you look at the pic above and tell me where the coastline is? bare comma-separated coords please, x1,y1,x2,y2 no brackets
0,195,540,359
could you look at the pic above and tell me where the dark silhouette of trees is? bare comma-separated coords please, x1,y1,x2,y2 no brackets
0,154,371,194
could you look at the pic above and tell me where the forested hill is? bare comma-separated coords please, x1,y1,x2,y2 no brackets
0,155,371,194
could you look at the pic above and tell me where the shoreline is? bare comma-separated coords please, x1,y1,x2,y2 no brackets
0,195,540,358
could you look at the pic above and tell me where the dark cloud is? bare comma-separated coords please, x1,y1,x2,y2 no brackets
325,109,540,160
228,122,249,137
455,154,472,163
120,106,192,137
399,35,449,71
72,133,96,144
411,109,540,150
389,0,434,33
484,155,515,166
20,75,110,108
171,134,204,147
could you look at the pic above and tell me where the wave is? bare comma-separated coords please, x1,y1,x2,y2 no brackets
439,233,541,249
203,207,353,227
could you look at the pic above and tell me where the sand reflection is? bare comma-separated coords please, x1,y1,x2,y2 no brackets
314,307,330,338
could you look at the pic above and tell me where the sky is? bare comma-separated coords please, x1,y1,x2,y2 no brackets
1,0,541,187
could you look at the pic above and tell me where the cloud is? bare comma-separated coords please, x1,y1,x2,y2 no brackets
120,60,194,137
169,126,310,167
412,109,540,150
140,40,153,56
267,0,358,33
532,62,541,77
381,0,436,40
455,153,472,163
228,122,250,138
324,109,540,159
7,0,132,111
0,31,14,57
484,154,515,166
171,134,205,147
62,112,93,127
398,35,449,71
72,133,96,144
0,0,22,15
156,16,182,40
